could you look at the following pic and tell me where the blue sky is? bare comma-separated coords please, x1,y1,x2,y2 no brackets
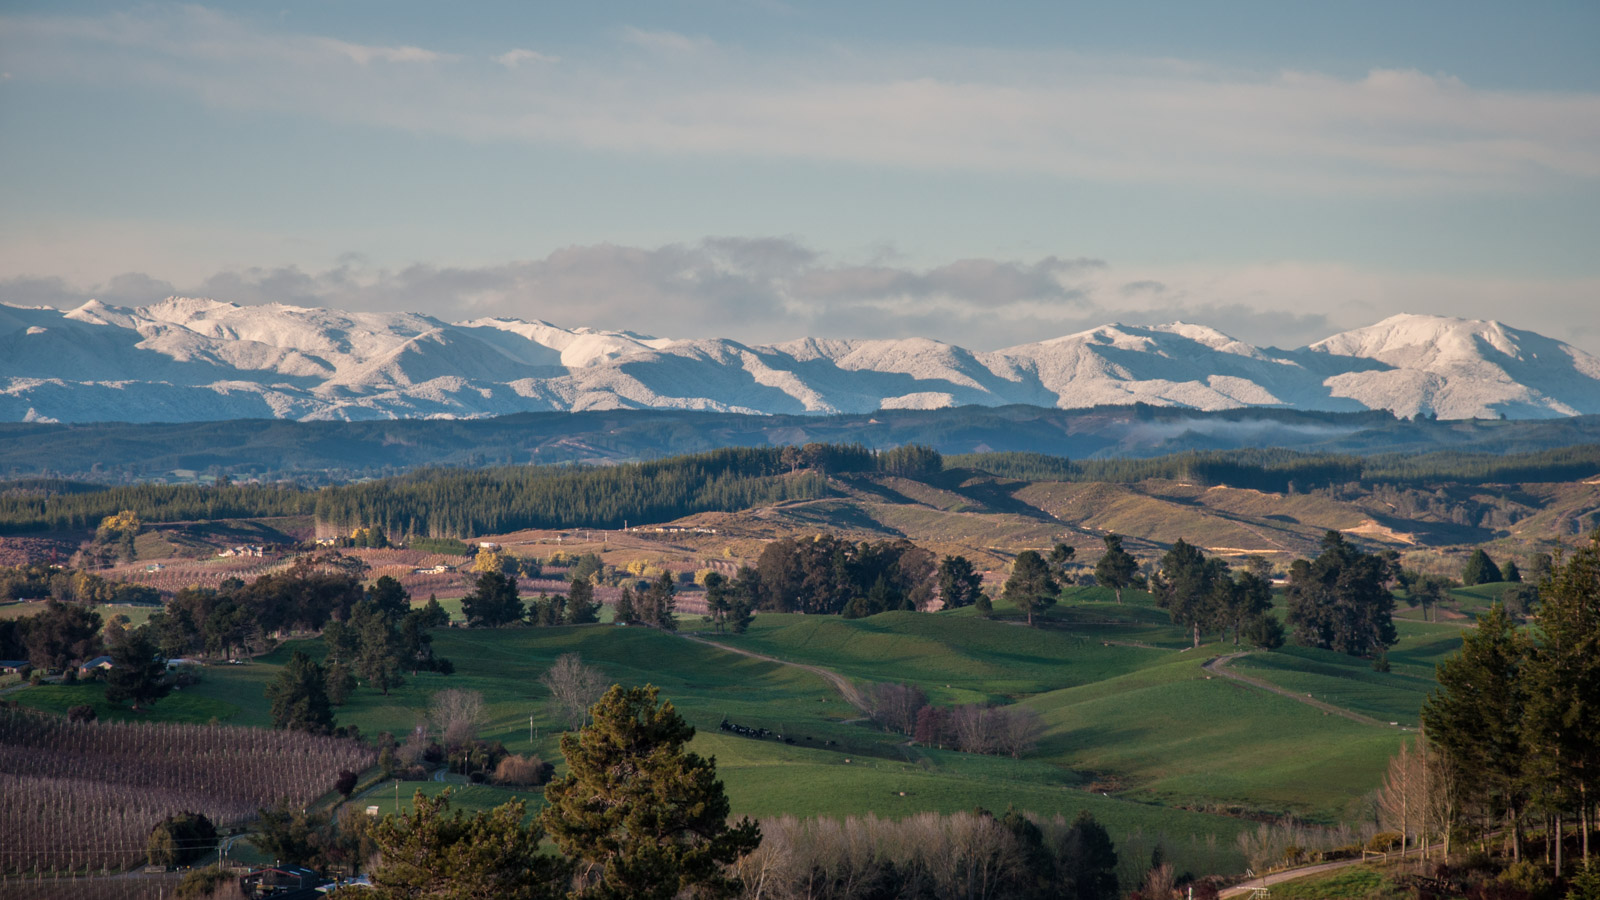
1,1,1597,351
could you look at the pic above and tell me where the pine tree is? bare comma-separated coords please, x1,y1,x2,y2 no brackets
1285,531,1397,657
1094,534,1138,604
541,685,761,899
1002,550,1059,627
567,577,600,625
364,791,569,899
615,587,637,625
645,572,677,631
104,625,171,710
462,571,523,627
1520,532,1600,872
1421,603,1530,857
265,650,336,735
1154,539,1225,648
1462,548,1504,586
937,555,983,609
1503,559,1522,583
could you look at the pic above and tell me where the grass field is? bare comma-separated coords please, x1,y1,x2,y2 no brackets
8,577,1458,878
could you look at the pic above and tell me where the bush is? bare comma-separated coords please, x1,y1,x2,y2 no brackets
177,865,240,899
66,704,97,723
1366,831,1403,852
493,754,554,787
334,769,358,797
147,811,218,867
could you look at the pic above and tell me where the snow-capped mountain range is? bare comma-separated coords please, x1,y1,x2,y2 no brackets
3,298,1598,423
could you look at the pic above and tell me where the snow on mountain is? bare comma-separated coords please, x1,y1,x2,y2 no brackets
3,299,1598,423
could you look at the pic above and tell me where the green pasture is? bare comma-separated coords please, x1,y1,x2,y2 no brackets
1026,651,1407,820
8,589,1463,869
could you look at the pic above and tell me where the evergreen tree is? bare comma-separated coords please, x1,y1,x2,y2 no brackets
1241,614,1286,650
366,575,410,620
1056,811,1120,900
645,572,677,631
1094,534,1138,604
541,685,761,900
567,577,599,625
1153,539,1225,648
1421,603,1530,857
615,587,637,625
353,601,404,696
726,596,754,635
1520,532,1600,870
1002,550,1059,627
104,625,171,710
1462,548,1504,586
1285,531,1397,657
936,555,984,609
1214,571,1274,646
1047,543,1077,585
462,571,523,627
265,650,336,734
974,591,994,618
364,791,569,900
702,572,730,632
1503,559,1522,583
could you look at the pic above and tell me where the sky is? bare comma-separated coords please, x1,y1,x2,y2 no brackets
1,1,1597,352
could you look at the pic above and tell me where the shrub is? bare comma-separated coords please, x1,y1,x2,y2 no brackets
1366,831,1403,852
66,704,97,723
334,769,358,797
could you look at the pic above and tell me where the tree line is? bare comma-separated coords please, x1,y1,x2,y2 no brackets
1418,531,1600,877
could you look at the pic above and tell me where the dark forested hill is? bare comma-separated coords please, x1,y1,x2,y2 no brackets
4,405,1600,482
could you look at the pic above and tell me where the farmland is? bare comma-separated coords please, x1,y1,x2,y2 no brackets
6,581,1448,880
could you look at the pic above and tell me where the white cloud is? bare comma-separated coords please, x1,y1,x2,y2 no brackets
7,238,1596,354
4,6,1596,192
619,26,715,55
493,48,558,68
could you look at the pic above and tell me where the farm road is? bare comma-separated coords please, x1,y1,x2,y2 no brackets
1218,846,1429,898
1203,652,1393,728
682,634,868,712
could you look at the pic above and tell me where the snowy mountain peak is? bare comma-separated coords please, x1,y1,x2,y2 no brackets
4,299,1599,423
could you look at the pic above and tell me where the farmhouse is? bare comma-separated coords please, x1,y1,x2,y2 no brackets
411,563,456,575
78,655,113,676
241,864,327,899
0,660,27,675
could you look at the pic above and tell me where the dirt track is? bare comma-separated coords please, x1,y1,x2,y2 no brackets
682,634,868,712
1202,652,1395,728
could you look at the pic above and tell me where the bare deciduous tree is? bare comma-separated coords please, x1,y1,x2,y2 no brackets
429,688,484,747
867,682,927,736
538,652,610,731
995,706,1044,759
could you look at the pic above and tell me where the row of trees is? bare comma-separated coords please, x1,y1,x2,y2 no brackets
323,576,453,698
865,682,1045,758
460,571,601,628
0,560,159,605
1420,532,1600,875
746,535,938,616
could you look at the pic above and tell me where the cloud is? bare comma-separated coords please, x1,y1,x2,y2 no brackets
3,6,1596,191
8,237,1595,354
493,48,558,68
619,27,715,55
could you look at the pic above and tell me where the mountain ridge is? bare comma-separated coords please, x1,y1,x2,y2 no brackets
4,300,1598,423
